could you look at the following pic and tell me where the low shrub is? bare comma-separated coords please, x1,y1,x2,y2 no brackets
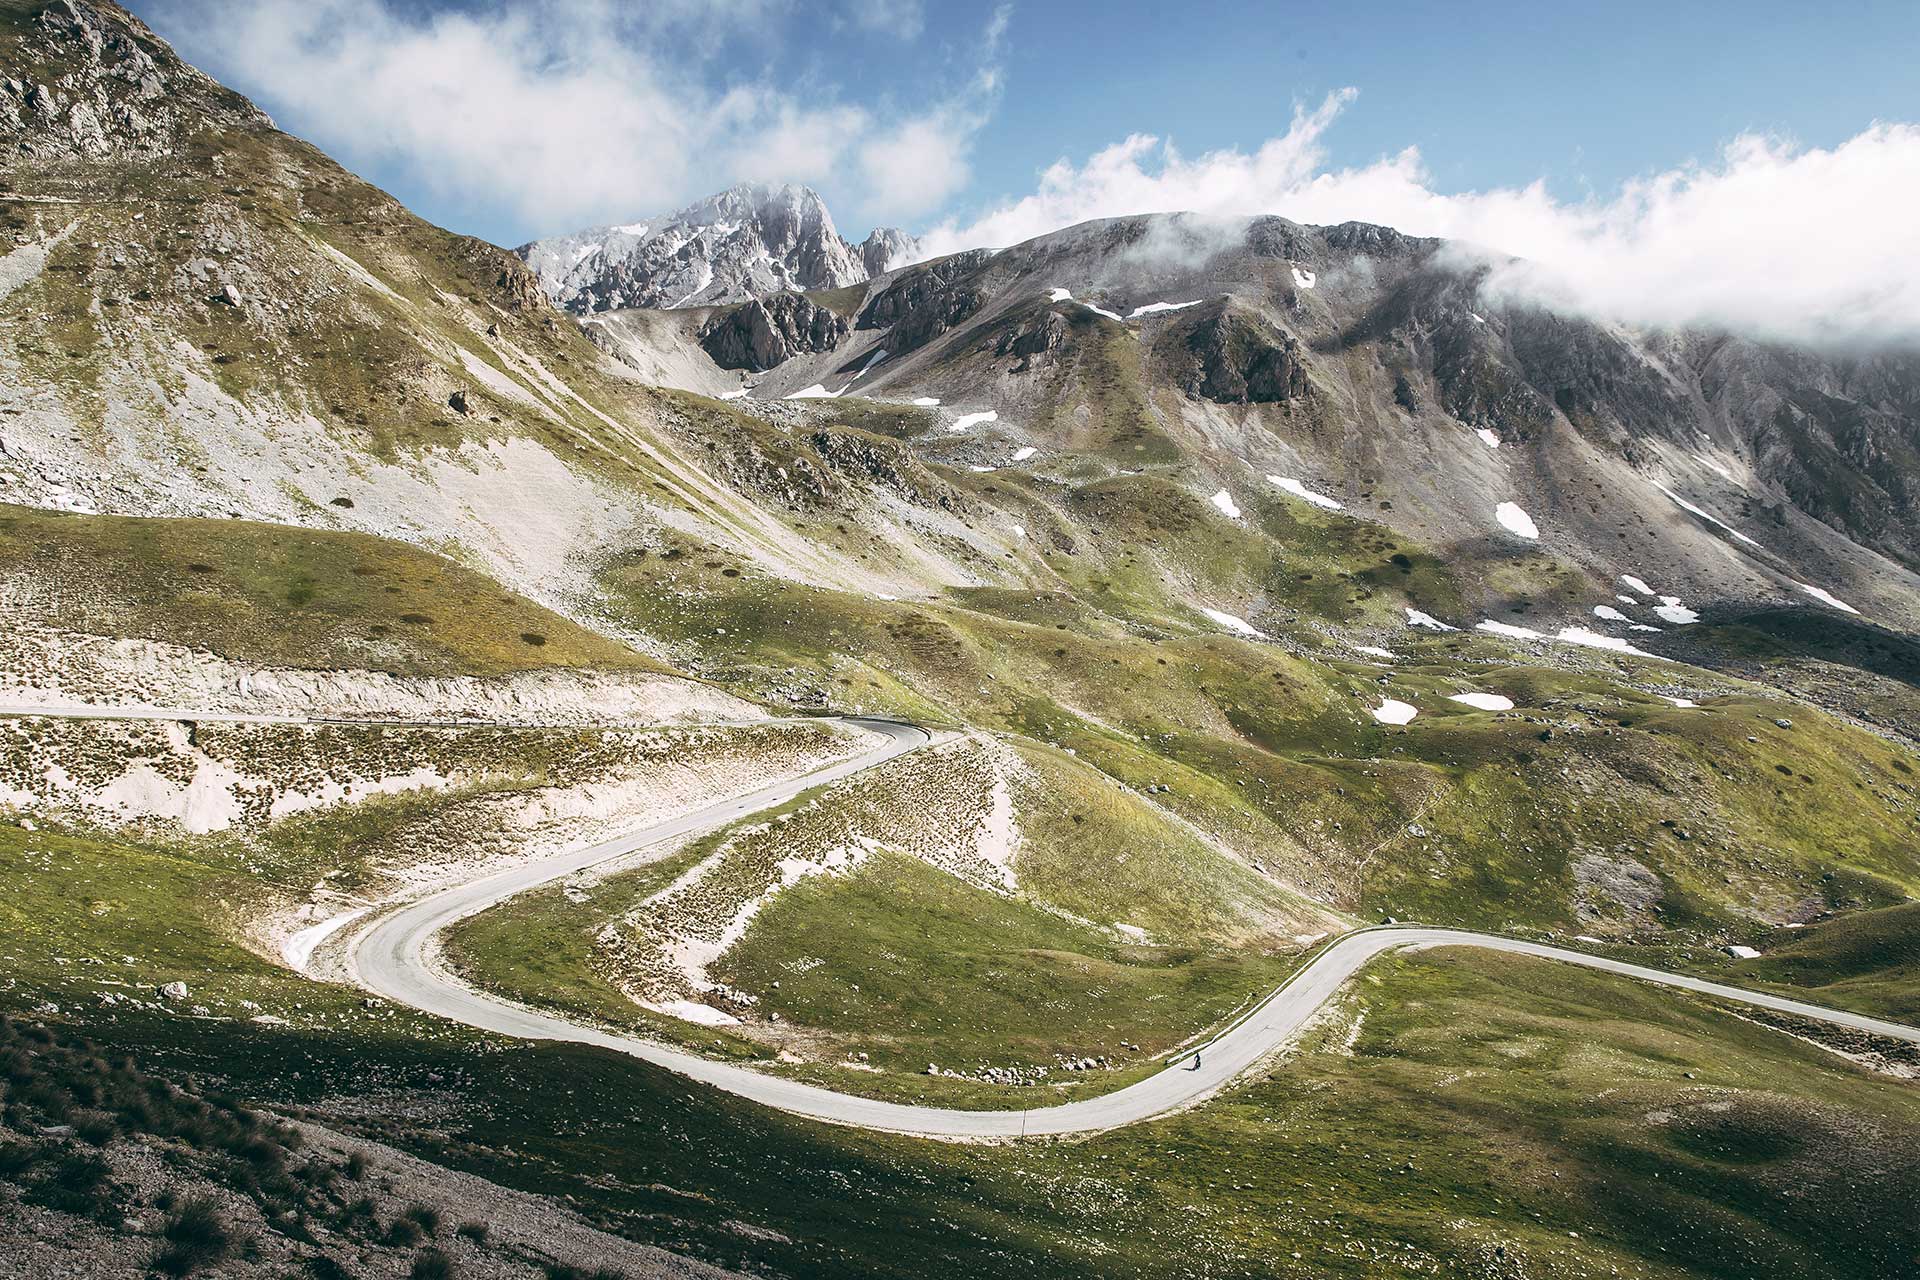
151,1196,233,1277
411,1247,456,1280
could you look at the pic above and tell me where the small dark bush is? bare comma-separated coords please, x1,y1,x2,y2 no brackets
410,1247,456,1280
73,1110,118,1146
25,1148,115,1215
404,1203,441,1234
0,1139,42,1179
344,1151,368,1180
340,1194,378,1227
20,1079,74,1121
383,1215,425,1247
151,1196,233,1277
454,1220,489,1245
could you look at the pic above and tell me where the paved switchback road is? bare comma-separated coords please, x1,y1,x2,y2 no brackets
348,716,1920,1140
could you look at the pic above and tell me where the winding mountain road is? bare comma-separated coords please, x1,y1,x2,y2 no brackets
348,715,1920,1140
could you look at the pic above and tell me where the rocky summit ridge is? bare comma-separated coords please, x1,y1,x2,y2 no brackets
516,181,916,314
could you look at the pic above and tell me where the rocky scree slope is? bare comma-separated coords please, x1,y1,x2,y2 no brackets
517,182,915,314
620,212,1920,633
5,3,1920,947
0,0,972,630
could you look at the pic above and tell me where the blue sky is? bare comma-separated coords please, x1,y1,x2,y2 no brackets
977,1,1916,223
131,1,1920,341
134,0,1919,246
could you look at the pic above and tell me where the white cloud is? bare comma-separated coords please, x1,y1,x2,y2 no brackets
920,90,1920,345
847,4,1011,223
145,0,1013,240
843,0,925,39
144,0,835,236
859,113,974,217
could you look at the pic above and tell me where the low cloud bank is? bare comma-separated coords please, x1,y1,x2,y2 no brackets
147,0,1005,234
920,92,1920,347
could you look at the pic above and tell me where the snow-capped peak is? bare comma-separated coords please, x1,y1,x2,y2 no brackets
516,183,919,313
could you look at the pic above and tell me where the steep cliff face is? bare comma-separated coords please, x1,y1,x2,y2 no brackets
0,0,268,160
698,293,850,372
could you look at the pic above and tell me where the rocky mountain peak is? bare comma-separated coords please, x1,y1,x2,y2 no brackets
516,183,918,314
0,0,269,162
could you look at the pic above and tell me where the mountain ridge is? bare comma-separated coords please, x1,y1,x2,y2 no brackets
5,7,1920,1280
516,181,917,314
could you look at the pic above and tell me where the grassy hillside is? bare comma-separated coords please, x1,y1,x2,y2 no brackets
1627,901,1920,1023
599,545,1920,938
0,504,662,676
446,736,1326,1105
12,878,1920,1279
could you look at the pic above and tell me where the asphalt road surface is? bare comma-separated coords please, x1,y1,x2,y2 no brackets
347,715,1920,1139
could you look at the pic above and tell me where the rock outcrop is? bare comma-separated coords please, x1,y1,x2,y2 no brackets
699,293,849,372
1184,308,1312,404
856,249,993,354
0,0,269,160
517,183,918,314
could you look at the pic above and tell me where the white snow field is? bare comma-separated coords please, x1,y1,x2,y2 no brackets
1267,475,1342,510
1495,502,1540,539
1795,581,1861,614
1371,699,1418,725
1200,607,1263,637
950,409,999,432
1655,483,1763,547
1128,299,1202,317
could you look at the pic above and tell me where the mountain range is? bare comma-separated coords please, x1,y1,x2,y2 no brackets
516,182,916,314
4,4,1920,1280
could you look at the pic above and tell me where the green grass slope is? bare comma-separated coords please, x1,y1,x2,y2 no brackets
0,504,661,676
445,737,1327,1106
598,544,1920,939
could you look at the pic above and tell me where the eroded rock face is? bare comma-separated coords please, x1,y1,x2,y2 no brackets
517,183,918,313
808,427,964,511
0,0,269,160
698,293,849,372
994,309,1069,371
857,249,994,354
1185,310,1312,404
1245,215,1318,262
858,227,917,277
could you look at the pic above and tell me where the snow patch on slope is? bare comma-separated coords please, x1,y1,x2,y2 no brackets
1267,476,1342,510
1653,596,1700,625
1200,607,1263,638
1794,582,1860,614
1495,502,1539,539
1448,692,1514,711
1129,299,1202,318
1655,483,1762,547
1371,699,1417,725
1405,608,1457,632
